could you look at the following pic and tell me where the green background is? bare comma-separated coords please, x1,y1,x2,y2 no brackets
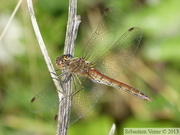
0,0,180,135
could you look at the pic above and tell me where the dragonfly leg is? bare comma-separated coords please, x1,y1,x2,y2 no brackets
55,69,61,72
60,75,84,101
70,75,84,101
59,86,84,102
50,71,58,76
62,73,72,83
51,77,60,82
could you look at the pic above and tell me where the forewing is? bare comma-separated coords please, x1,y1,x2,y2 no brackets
30,84,59,113
82,7,142,78
83,7,118,63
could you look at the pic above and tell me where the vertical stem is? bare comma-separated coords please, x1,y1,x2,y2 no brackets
26,1,62,92
26,0,80,134
56,0,81,135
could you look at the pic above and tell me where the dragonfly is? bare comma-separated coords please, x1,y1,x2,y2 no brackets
30,7,152,126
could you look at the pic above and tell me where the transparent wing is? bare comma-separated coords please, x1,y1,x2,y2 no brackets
83,7,142,78
69,75,105,125
83,7,118,63
29,76,104,126
30,84,59,113
95,27,142,78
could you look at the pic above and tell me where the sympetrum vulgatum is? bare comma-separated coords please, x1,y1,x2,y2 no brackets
30,7,152,125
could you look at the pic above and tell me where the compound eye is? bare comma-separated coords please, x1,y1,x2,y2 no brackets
56,57,62,64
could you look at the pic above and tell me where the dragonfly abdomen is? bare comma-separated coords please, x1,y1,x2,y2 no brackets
89,69,152,101
115,83,152,101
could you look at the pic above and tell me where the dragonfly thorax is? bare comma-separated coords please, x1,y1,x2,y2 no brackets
56,54,93,76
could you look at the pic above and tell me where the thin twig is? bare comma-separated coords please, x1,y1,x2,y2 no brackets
26,1,62,94
109,124,116,135
56,0,81,134
0,0,23,41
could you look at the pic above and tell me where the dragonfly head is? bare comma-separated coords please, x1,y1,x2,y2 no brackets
56,54,73,69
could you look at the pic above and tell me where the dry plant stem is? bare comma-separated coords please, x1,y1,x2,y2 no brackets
26,0,62,92
109,124,116,135
57,0,81,134
26,0,80,134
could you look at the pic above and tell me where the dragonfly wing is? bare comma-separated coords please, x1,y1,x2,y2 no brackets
82,7,142,78
83,7,119,63
30,84,59,113
69,75,105,125
95,27,142,78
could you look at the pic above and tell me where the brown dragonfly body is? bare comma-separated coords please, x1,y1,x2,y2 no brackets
30,8,152,125
56,55,152,101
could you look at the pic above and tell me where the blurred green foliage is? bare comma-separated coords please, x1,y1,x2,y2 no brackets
0,0,180,135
